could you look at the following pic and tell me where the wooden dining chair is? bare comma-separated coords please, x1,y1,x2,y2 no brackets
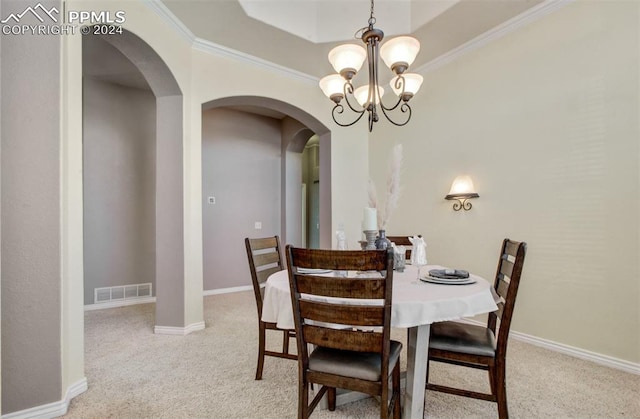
426,238,527,419
245,236,297,380
285,246,401,419
387,235,418,260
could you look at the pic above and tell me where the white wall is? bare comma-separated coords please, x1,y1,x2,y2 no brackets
83,78,156,305
369,1,639,363
202,108,282,290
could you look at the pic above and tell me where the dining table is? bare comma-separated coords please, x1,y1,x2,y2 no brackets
261,264,499,419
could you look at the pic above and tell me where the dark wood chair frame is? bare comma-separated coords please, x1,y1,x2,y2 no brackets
286,246,401,419
426,238,527,419
245,236,297,380
386,235,419,261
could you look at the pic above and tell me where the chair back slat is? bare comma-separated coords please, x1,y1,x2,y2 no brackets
504,239,520,256
499,258,514,279
253,251,281,268
495,277,510,300
303,324,383,352
249,237,281,251
291,248,389,271
300,300,384,326
295,275,385,299
256,265,282,284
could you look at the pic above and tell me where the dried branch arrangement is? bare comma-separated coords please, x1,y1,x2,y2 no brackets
368,144,403,230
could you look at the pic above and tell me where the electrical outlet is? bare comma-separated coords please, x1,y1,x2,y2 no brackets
208,196,216,204
255,222,262,230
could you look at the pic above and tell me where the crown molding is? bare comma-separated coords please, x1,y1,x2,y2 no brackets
143,0,317,85
191,38,318,85
143,0,196,44
144,0,573,87
415,0,575,74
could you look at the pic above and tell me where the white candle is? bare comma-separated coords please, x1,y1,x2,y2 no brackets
363,207,377,231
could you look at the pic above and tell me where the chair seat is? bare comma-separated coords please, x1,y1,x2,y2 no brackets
430,321,496,358
309,340,402,381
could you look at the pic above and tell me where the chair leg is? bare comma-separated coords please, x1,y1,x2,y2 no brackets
381,370,390,419
425,357,430,387
488,365,497,396
327,387,336,411
256,323,266,380
283,329,290,354
392,362,401,419
495,363,509,419
299,378,309,419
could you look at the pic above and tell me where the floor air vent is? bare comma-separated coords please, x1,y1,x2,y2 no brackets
94,283,153,304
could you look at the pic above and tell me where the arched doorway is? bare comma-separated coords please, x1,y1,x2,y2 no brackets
201,96,331,292
82,29,190,331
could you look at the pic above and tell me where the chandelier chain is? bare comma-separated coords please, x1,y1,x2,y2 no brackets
368,0,376,26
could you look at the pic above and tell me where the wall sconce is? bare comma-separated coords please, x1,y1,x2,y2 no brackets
445,175,479,211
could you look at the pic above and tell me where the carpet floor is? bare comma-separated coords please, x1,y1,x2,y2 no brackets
63,291,639,418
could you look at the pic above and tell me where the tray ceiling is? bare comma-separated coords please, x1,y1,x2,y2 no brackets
161,0,545,78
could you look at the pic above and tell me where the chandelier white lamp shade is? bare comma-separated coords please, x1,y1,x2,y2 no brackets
380,36,421,73
390,73,423,101
328,44,367,78
319,74,348,102
319,0,422,132
354,85,385,107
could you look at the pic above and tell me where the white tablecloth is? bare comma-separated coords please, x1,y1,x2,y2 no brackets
262,264,498,329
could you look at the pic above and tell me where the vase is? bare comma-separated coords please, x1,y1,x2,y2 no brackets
375,230,391,250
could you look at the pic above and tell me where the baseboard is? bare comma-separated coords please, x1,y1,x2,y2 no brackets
510,329,640,375
203,285,253,296
459,319,640,375
84,286,253,311
154,321,205,336
1,378,87,419
84,296,156,311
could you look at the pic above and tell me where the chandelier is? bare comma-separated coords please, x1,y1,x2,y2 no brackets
319,0,423,132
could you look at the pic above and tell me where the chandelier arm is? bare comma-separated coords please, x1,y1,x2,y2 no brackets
331,103,366,127
380,94,404,112
342,81,366,114
379,101,412,127
380,75,406,112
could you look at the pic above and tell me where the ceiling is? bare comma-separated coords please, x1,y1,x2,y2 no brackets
161,0,544,78
83,0,545,117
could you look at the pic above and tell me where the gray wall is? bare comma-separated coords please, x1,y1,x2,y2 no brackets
1,0,62,413
83,78,157,305
202,108,282,290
